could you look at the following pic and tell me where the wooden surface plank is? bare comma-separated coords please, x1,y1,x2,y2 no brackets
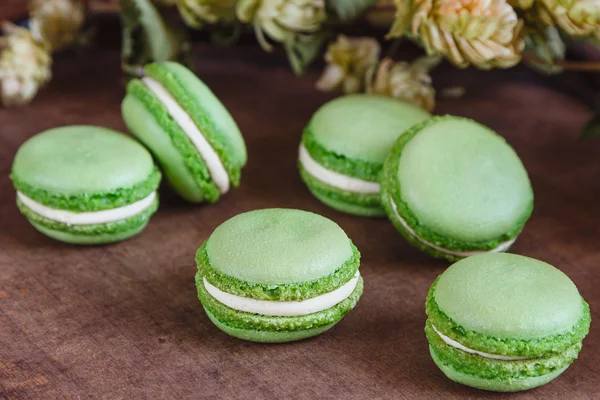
0,45,599,399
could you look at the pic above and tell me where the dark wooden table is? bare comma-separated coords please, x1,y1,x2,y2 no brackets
1,44,599,399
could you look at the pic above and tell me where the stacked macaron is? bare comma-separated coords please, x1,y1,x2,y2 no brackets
425,253,591,392
195,208,363,343
380,116,533,261
11,126,161,244
298,94,430,217
122,61,247,203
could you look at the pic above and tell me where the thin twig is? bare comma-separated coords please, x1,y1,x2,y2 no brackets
523,53,600,72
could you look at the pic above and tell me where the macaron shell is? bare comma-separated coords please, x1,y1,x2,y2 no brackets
122,94,206,202
309,94,430,164
205,209,354,285
12,126,155,195
397,117,533,242
434,253,585,339
430,348,569,392
205,308,336,343
145,62,247,167
299,164,385,217
30,221,150,245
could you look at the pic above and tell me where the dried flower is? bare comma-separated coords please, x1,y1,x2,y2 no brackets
316,35,381,94
389,0,524,69
508,0,535,9
536,0,600,38
29,0,85,52
366,57,437,112
0,22,52,107
236,0,327,51
176,0,237,28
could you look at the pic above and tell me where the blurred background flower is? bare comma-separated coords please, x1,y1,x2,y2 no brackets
0,22,52,107
316,34,381,93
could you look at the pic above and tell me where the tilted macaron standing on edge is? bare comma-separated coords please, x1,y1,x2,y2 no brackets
381,115,533,261
298,94,430,217
122,61,247,203
426,253,591,392
195,208,363,343
10,126,161,244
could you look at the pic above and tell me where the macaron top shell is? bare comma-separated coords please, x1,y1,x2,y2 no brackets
12,126,157,203
144,62,247,167
397,116,533,242
434,253,585,340
205,208,354,285
308,94,430,164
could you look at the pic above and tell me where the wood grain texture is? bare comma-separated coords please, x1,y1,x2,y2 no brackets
0,45,599,400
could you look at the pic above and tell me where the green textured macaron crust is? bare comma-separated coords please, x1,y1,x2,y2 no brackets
301,128,381,181
196,271,363,332
426,320,582,381
381,116,533,257
433,254,590,342
426,281,591,357
303,94,430,180
125,80,221,203
299,164,384,217
11,125,161,212
197,241,360,301
17,196,159,236
430,348,570,392
205,209,355,285
205,308,337,343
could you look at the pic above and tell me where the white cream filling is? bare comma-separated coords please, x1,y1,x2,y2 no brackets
142,77,230,194
17,191,156,226
298,144,380,194
204,272,360,317
389,198,516,257
432,325,531,361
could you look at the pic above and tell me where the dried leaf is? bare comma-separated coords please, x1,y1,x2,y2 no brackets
285,32,329,75
326,0,378,22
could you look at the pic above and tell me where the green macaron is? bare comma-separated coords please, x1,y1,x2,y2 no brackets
195,208,363,343
10,126,161,244
298,94,430,217
122,61,247,203
426,253,591,392
381,115,533,261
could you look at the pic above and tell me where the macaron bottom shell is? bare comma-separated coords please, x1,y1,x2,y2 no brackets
205,308,337,343
299,165,385,218
430,349,569,392
31,221,150,245
18,197,159,245
197,272,364,343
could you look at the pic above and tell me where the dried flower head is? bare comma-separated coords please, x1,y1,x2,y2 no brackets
237,0,327,50
536,0,600,38
177,0,237,28
366,57,436,112
389,0,524,69
0,23,52,107
316,35,381,94
29,0,85,52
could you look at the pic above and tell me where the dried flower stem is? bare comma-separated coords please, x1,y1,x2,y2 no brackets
523,53,600,72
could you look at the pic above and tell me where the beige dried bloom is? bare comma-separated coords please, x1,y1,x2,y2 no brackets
176,0,237,28
29,0,85,52
536,0,600,38
316,35,381,94
236,0,327,50
366,57,436,112
0,23,52,107
389,0,524,69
